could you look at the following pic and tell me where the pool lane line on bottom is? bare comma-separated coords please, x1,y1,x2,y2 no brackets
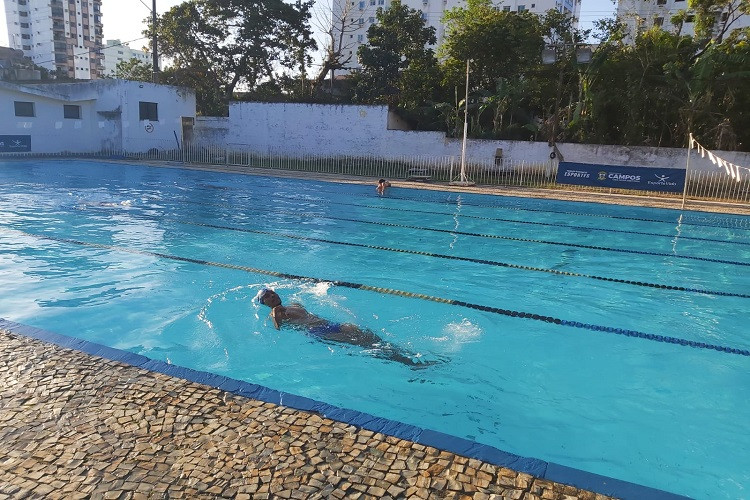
0,319,690,500
7,227,750,358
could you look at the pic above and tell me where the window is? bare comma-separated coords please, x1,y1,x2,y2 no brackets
656,0,666,4
685,14,695,22
358,17,364,25
378,0,384,4
517,4,526,11
654,17,664,26
369,16,375,22
502,5,510,11
359,1,364,8
64,104,81,119
14,101,35,117
139,101,158,121
357,34,364,42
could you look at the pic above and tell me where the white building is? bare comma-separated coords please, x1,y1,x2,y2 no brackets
102,39,153,76
2,0,104,79
331,0,581,71
616,0,749,41
0,79,196,153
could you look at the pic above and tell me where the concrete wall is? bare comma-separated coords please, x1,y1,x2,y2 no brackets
194,101,750,173
0,86,99,152
0,80,195,153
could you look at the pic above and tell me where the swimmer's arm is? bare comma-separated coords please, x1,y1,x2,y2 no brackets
270,307,281,330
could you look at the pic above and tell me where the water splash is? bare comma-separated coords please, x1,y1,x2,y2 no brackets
432,319,483,351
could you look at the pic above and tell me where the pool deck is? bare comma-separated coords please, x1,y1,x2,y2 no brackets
0,329,615,500
0,160,715,500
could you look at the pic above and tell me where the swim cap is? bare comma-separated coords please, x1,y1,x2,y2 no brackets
255,288,271,304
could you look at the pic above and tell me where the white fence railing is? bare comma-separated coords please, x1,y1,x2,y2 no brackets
2,147,749,205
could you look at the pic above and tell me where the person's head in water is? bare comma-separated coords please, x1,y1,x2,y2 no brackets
256,288,281,308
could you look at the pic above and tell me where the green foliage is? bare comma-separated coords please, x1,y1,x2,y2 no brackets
441,0,544,91
352,0,442,110
111,58,153,82
145,0,750,150
149,0,314,115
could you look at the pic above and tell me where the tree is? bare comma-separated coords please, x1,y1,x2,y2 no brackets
149,0,315,115
439,0,545,139
307,0,363,99
353,0,442,110
689,0,749,42
111,58,153,82
441,0,544,90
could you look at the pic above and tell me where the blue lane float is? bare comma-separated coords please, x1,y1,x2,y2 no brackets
0,318,690,500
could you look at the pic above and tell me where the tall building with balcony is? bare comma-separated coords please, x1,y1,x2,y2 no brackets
331,0,581,72
2,0,104,79
616,0,748,42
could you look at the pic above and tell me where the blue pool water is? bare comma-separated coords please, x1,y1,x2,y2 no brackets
1,159,749,498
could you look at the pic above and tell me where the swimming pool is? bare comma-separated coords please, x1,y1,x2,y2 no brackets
1,159,748,499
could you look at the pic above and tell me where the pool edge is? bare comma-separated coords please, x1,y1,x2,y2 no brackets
0,318,691,500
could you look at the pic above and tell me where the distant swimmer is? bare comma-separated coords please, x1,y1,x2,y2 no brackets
255,288,438,367
376,178,391,195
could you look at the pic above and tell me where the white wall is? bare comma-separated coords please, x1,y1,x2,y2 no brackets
0,80,196,153
194,101,750,173
0,87,99,152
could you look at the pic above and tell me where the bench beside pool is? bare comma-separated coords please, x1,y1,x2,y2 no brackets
406,168,432,182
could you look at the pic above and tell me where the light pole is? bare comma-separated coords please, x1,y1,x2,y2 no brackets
450,59,476,186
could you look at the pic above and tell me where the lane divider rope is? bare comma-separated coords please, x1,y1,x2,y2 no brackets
138,194,750,248
21,203,749,299
178,220,750,300
293,186,750,230
4,227,749,358
85,199,750,268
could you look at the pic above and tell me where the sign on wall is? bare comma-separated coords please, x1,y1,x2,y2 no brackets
0,135,32,153
557,162,686,193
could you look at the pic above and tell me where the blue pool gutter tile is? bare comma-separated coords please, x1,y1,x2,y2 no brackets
0,318,692,500
544,462,692,500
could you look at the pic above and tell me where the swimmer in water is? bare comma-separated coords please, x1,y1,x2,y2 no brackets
376,178,391,195
255,288,436,367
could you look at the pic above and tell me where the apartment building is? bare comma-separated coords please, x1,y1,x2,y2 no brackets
2,0,104,79
616,0,749,41
102,39,152,76
331,0,581,71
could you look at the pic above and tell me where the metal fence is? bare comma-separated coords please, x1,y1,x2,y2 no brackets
2,146,749,205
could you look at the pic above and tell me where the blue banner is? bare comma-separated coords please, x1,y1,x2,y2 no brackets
0,135,31,153
557,162,685,193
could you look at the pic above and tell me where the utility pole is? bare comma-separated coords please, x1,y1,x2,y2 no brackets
152,0,159,83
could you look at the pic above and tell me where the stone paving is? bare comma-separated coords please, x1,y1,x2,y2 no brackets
0,330,616,499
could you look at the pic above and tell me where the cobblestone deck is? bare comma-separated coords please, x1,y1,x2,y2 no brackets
0,330,616,499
